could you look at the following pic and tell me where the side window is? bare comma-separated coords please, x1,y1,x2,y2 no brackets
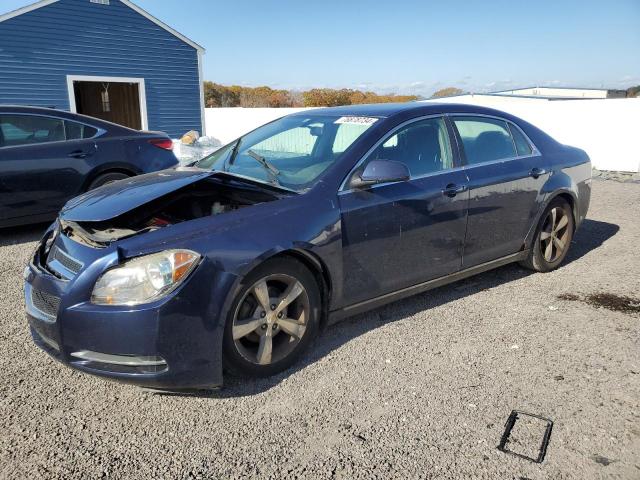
0,115,65,148
508,123,533,156
65,121,98,140
453,117,517,165
366,117,453,178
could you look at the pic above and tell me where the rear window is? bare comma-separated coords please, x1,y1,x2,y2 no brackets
0,115,65,147
65,121,98,140
453,117,517,164
0,115,98,148
509,124,533,156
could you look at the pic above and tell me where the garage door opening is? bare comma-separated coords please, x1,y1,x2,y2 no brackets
67,76,148,130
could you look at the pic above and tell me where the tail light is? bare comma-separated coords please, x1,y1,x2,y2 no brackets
148,138,174,151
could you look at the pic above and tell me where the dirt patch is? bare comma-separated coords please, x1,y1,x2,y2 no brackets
557,293,580,302
557,292,640,314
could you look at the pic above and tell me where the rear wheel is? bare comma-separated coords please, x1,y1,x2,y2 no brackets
87,172,130,190
223,258,321,378
520,197,574,272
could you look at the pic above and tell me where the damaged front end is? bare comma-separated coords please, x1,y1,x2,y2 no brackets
58,169,290,248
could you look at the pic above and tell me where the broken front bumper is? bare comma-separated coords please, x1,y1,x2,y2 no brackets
24,229,237,391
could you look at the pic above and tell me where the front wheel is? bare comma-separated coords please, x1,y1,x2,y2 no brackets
520,197,574,272
223,258,321,378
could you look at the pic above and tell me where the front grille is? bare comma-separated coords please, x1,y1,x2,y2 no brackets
47,245,83,275
30,288,61,319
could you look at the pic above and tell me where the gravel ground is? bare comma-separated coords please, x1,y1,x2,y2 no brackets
1,179,639,479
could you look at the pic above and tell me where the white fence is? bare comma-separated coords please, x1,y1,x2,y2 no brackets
204,98,640,172
424,95,640,173
204,107,312,144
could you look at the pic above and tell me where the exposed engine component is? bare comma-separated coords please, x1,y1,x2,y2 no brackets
60,176,283,247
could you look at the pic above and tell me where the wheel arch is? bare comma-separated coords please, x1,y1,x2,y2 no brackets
271,249,332,330
236,248,333,331
523,188,578,250
81,164,140,192
555,191,577,225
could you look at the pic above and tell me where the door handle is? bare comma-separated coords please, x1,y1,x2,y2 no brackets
442,183,468,197
68,150,91,159
529,167,547,178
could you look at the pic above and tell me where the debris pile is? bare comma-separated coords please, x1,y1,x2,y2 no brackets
172,130,223,165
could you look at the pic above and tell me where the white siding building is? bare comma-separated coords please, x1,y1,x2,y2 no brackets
492,86,627,99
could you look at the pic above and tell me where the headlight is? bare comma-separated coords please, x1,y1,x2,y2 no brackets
91,250,200,305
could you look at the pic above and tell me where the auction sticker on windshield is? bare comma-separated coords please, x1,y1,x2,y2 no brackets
334,116,378,125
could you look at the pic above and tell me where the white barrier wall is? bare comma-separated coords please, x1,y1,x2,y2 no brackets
424,96,640,172
204,107,313,144
204,98,640,172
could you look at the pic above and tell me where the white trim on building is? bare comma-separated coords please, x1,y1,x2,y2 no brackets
0,0,205,53
118,0,205,53
197,50,206,135
0,0,57,23
66,74,149,130
491,86,615,99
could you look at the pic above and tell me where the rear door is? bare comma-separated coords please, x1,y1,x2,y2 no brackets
0,114,98,222
338,116,469,305
450,115,549,267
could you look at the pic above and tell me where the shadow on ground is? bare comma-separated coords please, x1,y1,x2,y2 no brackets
155,218,618,398
0,223,49,248
0,218,619,398
563,218,619,265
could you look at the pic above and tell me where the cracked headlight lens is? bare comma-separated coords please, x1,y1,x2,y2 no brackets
91,250,200,305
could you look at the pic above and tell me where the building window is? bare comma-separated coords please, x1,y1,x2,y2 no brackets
90,0,110,5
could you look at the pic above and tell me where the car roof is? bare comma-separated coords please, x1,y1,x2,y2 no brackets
290,101,520,120
0,104,134,132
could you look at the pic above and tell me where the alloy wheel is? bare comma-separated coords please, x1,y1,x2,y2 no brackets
232,274,309,366
540,206,570,262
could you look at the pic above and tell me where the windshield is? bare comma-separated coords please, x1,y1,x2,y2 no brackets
196,115,378,192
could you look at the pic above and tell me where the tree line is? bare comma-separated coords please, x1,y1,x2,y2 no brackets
203,82,421,108
203,82,640,108
626,85,640,98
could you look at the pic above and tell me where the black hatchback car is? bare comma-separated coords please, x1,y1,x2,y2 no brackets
0,105,178,227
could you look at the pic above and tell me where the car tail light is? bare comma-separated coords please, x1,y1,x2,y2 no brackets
148,139,174,151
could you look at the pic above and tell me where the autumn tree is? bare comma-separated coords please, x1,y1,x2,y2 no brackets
204,82,240,107
302,89,353,107
303,88,418,107
430,87,464,98
626,85,640,98
205,83,419,107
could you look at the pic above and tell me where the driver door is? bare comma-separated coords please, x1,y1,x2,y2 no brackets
338,116,469,305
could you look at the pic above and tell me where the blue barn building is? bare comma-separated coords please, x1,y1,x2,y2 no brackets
0,0,205,138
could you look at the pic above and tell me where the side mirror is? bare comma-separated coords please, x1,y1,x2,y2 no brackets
349,159,410,189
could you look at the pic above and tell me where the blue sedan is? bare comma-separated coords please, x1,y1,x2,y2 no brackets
24,102,591,391
0,105,178,227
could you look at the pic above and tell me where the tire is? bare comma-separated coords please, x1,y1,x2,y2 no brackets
87,172,130,190
223,257,321,378
520,197,574,272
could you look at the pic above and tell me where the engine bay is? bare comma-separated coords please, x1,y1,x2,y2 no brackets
60,177,284,247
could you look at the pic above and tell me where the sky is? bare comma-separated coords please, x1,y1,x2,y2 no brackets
2,0,640,96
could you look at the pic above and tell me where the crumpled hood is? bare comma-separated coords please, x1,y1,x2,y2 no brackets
60,168,215,222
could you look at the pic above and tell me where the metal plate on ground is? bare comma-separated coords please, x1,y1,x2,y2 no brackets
497,410,554,463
